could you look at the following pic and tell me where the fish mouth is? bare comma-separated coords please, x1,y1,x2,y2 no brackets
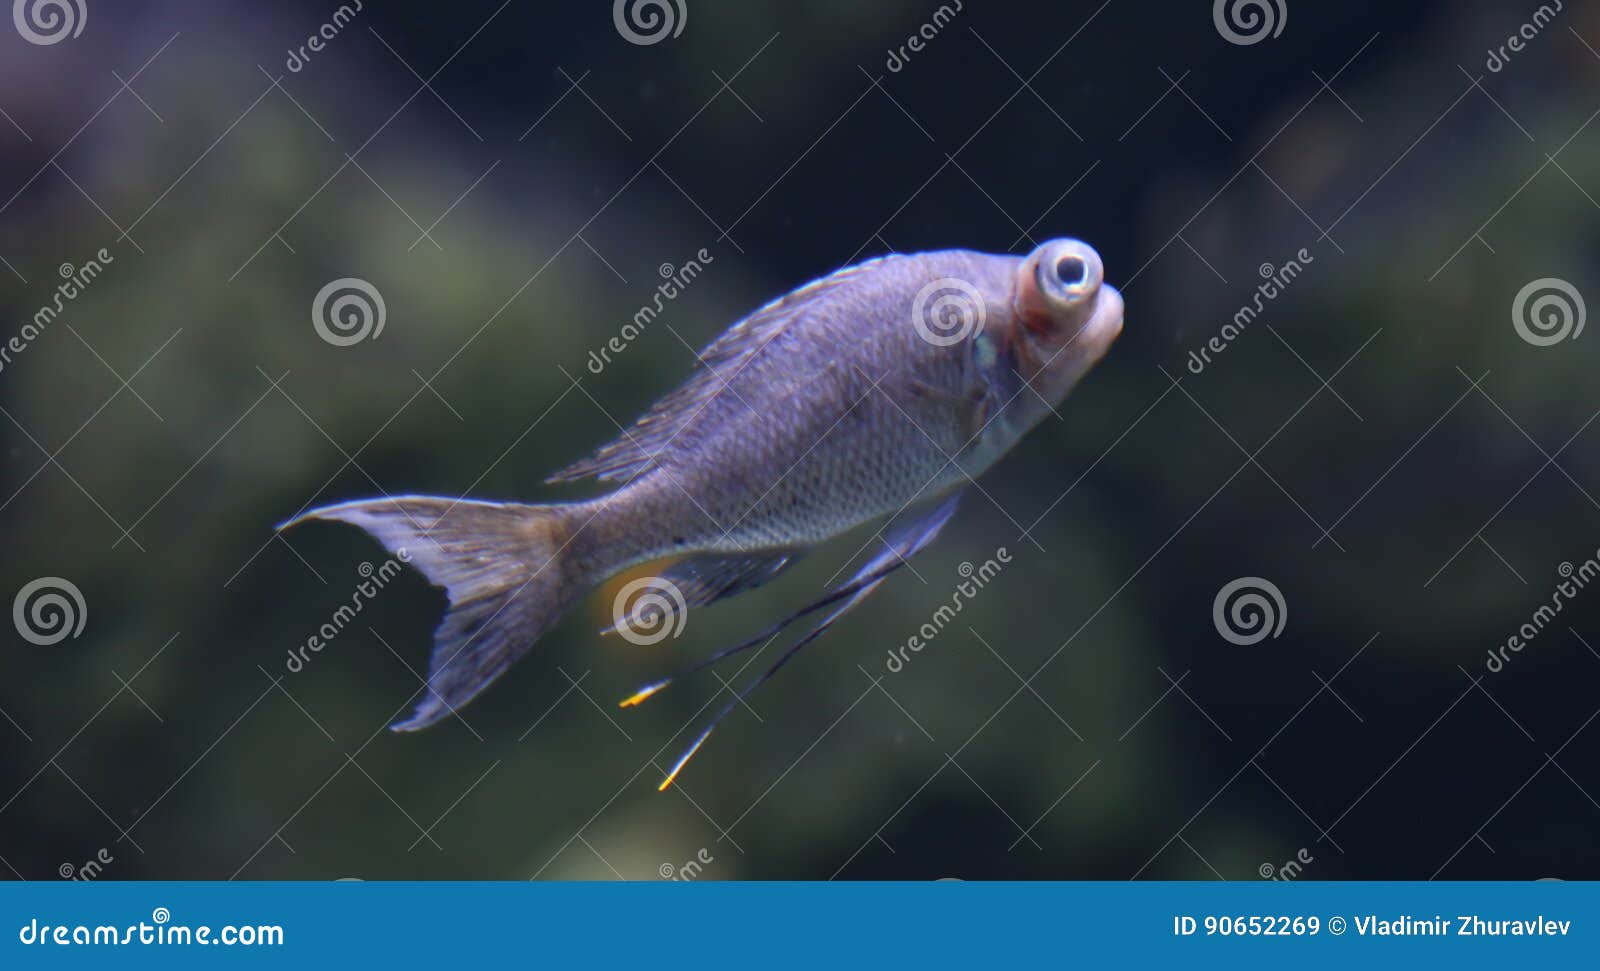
1011,282,1123,405
1091,283,1125,353
1055,283,1123,365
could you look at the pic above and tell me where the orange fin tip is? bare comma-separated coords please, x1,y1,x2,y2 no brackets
657,730,712,792
619,681,669,709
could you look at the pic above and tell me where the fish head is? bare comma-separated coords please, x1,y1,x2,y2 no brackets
1007,238,1123,404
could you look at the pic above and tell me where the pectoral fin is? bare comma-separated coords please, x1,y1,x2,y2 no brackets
910,378,994,441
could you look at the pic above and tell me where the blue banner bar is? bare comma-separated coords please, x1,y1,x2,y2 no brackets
0,882,1588,968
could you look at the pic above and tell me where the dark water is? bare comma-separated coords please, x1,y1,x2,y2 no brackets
0,0,1596,880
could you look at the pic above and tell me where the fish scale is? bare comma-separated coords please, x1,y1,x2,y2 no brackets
606,256,995,557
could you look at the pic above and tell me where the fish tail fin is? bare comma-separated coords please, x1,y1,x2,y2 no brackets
281,495,590,731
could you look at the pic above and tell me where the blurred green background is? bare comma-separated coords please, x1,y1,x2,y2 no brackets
3,0,1600,880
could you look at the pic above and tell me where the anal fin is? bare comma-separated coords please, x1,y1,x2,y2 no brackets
603,551,798,636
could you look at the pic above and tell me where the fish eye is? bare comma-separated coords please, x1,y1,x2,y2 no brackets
1054,255,1087,287
1033,240,1102,308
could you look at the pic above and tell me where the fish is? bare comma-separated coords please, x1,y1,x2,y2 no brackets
283,237,1123,788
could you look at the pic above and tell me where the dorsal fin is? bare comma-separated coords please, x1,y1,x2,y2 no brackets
548,256,896,485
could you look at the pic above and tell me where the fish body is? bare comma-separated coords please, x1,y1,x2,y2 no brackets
288,238,1122,778
568,244,1118,562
